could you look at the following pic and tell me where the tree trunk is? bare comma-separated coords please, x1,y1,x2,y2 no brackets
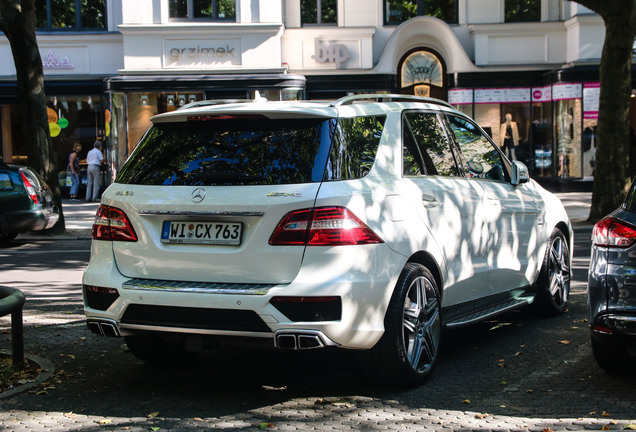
575,1,636,221
0,0,65,231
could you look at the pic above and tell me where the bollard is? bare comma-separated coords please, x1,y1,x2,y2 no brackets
0,286,26,370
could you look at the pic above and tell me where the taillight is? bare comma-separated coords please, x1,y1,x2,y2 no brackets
592,217,636,248
269,206,383,246
19,171,39,205
92,205,138,242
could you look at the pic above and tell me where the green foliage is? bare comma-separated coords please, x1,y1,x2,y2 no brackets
504,0,540,22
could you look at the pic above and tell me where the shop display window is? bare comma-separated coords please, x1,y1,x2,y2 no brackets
36,0,106,31
532,102,553,177
473,103,531,169
45,95,103,190
384,0,458,25
555,99,582,178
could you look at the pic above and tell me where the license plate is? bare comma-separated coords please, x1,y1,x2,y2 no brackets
161,221,242,245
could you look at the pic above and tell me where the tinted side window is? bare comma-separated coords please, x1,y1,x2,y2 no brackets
446,115,508,182
324,116,385,180
403,112,459,177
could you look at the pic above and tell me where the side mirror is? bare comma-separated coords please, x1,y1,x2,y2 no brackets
511,161,530,185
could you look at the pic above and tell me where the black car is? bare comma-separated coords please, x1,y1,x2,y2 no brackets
588,181,636,371
0,162,59,243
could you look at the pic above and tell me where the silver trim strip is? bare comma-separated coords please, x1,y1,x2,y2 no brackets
138,211,264,217
119,323,274,339
122,278,277,295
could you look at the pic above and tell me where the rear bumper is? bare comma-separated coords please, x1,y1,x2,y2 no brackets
588,246,636,345
82,240,405,350
0,206,59,234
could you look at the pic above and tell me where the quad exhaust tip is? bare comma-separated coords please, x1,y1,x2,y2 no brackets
87,319,122,337
274,331,337,350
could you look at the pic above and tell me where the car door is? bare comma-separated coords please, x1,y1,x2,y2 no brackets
401,111,493,307
444,114,541,292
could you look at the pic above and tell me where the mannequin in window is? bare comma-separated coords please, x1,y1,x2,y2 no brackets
499,113,519,161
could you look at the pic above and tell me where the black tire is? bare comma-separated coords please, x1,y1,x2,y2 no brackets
124,335,199,364
367,263,442,388
591,338,631,373
534,228,570,316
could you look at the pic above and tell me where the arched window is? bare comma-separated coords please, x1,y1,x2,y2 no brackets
399,50,446,99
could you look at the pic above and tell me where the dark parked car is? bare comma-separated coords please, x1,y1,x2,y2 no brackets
588,181,636,371
0,162,59,243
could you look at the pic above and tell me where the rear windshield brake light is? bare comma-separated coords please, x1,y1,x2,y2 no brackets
187,114,266,121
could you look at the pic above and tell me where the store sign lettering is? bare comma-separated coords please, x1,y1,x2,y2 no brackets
169,45,236,62
164,39,241,68
313,39,350,69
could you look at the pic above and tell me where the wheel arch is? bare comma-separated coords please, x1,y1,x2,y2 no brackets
407,251,443,298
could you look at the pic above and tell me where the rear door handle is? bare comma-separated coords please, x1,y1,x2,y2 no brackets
421,194,439,208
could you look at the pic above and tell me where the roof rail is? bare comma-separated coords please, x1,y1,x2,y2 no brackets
330,93,454,109
177,99,253,110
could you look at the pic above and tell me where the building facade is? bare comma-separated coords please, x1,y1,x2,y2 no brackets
0,0,629,187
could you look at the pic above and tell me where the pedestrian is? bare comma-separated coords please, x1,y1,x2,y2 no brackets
67,142,82,201
85,140,104,202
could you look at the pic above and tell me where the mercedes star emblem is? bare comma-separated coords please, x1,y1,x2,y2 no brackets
191,188,206,203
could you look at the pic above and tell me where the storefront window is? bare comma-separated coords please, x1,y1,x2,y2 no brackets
385,0,458,25
45,95,103,189
505,0,540,22
36,0,107,31
169,0,236,20
301,0,337,26
531,101,553,177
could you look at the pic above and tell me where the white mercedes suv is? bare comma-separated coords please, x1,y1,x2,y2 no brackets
82,94,572,387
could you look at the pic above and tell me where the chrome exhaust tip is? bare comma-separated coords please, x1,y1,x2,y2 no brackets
274,330,336,350
86,319,122,337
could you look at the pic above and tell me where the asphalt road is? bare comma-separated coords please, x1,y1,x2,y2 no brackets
0,227,634,431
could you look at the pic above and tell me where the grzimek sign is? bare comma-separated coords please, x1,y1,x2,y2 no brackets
313,39,350,69
164,39,241,68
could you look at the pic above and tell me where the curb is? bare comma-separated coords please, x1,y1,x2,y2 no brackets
0,351,56,400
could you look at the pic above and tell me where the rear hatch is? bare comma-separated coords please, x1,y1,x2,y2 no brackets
107,106,338,285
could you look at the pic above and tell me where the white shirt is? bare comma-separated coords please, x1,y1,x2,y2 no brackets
86,147,104,166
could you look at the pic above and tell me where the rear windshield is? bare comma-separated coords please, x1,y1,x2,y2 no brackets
116,115,385,186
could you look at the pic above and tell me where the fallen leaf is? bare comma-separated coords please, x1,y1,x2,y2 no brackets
97,419,111,425
475,413,489,419
193,418,203,421
514,351,522,356
150,428,160,432
147,412,160,418
527,389,534,393
501,380,507,386
624,424,636,430
542,428,554,432
259,423,274,430
571,326,580,330
462,399,470,404
63,412,75,418
603,411,611,417
262,385,287,391
602,426,611,431
558,340,570,345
